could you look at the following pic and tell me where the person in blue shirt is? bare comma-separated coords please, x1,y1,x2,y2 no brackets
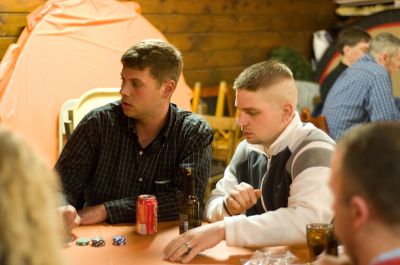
322,32,400,140
313,26,370,117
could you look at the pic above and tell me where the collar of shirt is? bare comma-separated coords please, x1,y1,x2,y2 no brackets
246,111,314,158
370,248,400,265
359,53,376,64
126,103,178,141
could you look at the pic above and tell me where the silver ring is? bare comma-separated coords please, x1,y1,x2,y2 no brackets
183,242,191,252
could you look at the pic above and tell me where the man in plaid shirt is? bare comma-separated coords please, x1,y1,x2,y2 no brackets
57,39,212,227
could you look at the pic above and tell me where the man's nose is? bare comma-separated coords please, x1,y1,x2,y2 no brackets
237,113,247,126
120,84,128,96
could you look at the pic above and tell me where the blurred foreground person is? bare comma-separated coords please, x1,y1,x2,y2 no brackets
164,60,335,263
0,127,66,265
319,122,400,265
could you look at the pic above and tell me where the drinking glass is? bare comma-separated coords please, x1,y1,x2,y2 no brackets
306,223,331,263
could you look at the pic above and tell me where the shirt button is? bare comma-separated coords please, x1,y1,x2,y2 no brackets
139,151,143,155
139,178,143,182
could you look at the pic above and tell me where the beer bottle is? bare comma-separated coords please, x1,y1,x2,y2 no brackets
325,221,339,256
179,167,201,234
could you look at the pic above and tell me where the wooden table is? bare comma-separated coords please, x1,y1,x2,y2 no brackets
63,221,308,265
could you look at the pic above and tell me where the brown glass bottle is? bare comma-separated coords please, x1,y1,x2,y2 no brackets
179,167,201,234
325,221,339,256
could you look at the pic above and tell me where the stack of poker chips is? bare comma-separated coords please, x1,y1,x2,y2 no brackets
112,235,127,246
91,236,106,247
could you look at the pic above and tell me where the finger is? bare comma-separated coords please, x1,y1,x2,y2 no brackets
168,243,191,262
74,214,81,226
236,184,253,207
237,182,259,206
251,189,261,204
226,197,243,214
229,190,247,209
164,235,190,258
182,247,200,263
164,237,182,256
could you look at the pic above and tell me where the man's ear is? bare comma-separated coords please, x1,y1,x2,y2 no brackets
350,195,370,231
377,52,389,65
281,102,294,124
162,80,176,99
343,45,351,56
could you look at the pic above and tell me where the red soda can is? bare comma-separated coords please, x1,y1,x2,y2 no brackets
136,194,157,235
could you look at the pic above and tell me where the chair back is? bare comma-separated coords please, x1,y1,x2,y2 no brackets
201,114,239,165
72,88,120,128
300,107,329,134
58,88,120,153
191,81,235,117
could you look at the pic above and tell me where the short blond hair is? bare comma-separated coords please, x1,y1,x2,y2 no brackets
233,60,293,92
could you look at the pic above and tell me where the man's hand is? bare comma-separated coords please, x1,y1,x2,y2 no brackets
225,182,261,215
78,204,107,225
164,221,225,263
59,205,81,231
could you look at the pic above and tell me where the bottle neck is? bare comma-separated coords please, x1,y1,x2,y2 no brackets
184,174,194,196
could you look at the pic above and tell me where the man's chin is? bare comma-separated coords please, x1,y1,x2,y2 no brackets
245,138,261,145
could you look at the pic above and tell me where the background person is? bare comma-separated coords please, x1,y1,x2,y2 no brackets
164,60,335,263
322,32,400,140
313,26,371,117
0,127,66,265
56,39,213,225
320,122,400,265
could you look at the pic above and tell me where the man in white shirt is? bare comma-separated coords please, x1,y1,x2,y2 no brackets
164,60,335,263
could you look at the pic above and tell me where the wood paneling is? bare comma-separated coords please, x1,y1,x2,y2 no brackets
0,13,26,36
0,0,337,87
0,0,46,12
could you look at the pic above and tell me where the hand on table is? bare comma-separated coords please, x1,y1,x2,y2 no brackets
164,221,225,263
225,182,261,215
78,204,107,225
59,205,81,231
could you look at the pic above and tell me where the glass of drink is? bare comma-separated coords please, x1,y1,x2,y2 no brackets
306,223,331,263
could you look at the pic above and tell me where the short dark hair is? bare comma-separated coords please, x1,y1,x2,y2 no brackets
121,39,183,84
336,26,371,55
338,122,400,225
233,60,293,92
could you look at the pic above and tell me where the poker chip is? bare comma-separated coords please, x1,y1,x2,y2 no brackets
91,236,106,247
75,237,91,246
112,235,127,246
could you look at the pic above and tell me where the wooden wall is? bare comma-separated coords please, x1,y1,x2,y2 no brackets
0,0,337,86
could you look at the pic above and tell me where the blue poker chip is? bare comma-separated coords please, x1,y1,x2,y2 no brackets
112,235,127,246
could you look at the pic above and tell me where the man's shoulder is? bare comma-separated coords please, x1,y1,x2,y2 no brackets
287,126,335,176
288,125,335,159
174,107,212,132
351,59,388,77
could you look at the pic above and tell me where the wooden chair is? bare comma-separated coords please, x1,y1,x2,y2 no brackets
58,88,120,153
191,80,235,117
201,114,239,204
300,107,330,134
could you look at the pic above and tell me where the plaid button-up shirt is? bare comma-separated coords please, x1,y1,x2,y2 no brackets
323,54,400,140
56,102,212,223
